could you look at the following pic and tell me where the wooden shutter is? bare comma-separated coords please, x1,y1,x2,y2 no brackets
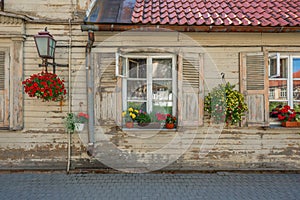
94,52,121,126
240,52,269,126
0,51,8,128
178,53,204,127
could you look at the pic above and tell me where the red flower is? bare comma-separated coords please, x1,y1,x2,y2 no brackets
22,71,67,102
277,105,297,122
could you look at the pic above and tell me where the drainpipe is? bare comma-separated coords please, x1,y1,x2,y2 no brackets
86,30,95,156
67,18,72,173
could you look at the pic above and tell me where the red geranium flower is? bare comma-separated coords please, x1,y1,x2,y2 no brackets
22,71,67,102
277,105,297,122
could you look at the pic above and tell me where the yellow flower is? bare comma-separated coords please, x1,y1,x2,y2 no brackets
134,109,139,113
132,114,136,119
122,111,126,117
128,108,133,112
129,113,133,116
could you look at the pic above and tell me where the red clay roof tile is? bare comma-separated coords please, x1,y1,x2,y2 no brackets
131,0,300,27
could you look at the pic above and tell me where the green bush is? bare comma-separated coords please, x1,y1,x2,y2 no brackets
204,82,248,125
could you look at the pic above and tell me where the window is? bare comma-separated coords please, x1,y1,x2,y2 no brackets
0,50,8,128
269,53,300,123
120,54,176,116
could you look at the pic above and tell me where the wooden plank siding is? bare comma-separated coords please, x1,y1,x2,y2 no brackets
0,0,300,170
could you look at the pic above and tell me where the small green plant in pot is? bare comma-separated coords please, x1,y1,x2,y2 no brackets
204,82,248,125
136,111,151,126
65,112,89,132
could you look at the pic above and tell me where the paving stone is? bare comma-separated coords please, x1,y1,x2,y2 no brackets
0,173,299,200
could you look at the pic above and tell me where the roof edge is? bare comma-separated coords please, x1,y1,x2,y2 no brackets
81,24,300,33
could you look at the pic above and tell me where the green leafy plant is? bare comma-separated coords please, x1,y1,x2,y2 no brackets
136,111,151,125
65,112,89,132
65,113,76,132
204,82,248,125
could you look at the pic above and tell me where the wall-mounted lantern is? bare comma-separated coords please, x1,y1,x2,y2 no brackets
34,27,68,74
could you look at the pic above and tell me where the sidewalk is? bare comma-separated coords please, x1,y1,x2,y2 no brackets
0,172,299,200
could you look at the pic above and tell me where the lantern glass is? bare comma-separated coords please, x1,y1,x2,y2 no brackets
34,31,56,59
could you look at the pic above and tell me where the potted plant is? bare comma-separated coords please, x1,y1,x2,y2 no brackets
65,112,89,132
277,105,299,127
165,114,176,129
136,111,151,127
204,82,248,126
122,107,138,128
148,112,166,129
22,71,66,102
75,112,89,131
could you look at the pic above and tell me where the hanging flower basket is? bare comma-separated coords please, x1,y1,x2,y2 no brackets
22,72,66,102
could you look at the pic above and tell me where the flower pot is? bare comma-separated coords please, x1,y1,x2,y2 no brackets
165,123,175,129
125,122,134,128
281,121,300,127
75,123,85,131
138,122,150,127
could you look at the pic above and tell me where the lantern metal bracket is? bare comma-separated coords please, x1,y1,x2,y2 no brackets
39,58,69,74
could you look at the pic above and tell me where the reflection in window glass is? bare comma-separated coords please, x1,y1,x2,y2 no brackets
152,59,172,78
293,58,300,78
269,80,287,100
269,58,288,78
129,59,147,78
127,80,147,100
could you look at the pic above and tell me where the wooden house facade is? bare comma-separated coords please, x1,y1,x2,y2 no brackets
0,0,300,172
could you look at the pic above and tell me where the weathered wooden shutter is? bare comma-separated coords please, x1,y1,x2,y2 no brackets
94,52,121,126
178,53,204,127
240,52,269,126
0,51,8,128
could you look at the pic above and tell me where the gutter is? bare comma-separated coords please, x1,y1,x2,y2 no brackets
81,24,300,33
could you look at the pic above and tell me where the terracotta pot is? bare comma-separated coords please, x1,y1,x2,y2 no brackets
125,122,134,128
165,123,175,129
281,121,300,127
138,122,150,127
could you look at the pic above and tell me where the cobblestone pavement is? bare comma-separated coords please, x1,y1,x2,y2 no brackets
0,172,299,200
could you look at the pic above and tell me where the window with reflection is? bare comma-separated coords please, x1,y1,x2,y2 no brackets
269,54,300,123
122,55,176,117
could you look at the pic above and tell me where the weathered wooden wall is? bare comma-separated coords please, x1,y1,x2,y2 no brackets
0,0,300,171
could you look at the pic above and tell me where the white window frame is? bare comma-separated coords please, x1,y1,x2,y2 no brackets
290,56,300,107
268,53,300,109
119,53,177,115
269,53,281,78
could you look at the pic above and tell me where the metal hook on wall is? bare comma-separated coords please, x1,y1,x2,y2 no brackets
221,72,226,83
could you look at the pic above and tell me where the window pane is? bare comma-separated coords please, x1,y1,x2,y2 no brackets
152,80,172,114
293,58,300,78
152,59,172,78
293,81,300,100
128,102,147,112
127,80,147,100
152,80,172,101
129,58,146,78
269,80,287,100
269,57,288,78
